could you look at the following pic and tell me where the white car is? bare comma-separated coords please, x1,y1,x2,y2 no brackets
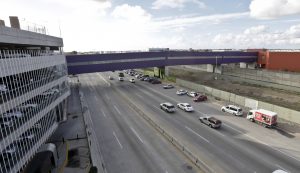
221,105,243,116
0,144,18,160
176,89,187,95
177,103,194,112
187,91,199,97
0,84,8,93
0,117,15,128
3,110,23,118
18,130,35,141
160,102,176,113
17,103,38,110
130,78,135,83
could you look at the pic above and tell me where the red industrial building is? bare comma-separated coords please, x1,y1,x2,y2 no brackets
249,49,300,72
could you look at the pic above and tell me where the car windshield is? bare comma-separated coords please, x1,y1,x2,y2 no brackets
167,105,174,109
238,109,242,112
186,105,191,107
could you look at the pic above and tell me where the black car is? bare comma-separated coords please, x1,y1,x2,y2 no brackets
143,77,150,81
148,77,158,83
151,80,162,84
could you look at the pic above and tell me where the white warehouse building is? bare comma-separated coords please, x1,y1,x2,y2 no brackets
0,23,70,172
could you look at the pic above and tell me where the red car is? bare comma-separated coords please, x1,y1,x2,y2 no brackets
193,95,207,102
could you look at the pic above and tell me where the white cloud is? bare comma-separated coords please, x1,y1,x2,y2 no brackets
153,12,249,29
111,4,151,22
250,0,300,19
213,24,300,48
152,0,205,9
244,25,268,34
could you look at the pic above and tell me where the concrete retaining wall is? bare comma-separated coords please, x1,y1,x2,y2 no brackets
176,79,300,124
223,67,300,89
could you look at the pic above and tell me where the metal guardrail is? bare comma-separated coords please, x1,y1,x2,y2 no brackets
111,85,213,173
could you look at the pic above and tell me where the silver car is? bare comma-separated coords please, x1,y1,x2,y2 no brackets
221,105,243,116
176,89,187,95
199,116,222,129
160,102,175,113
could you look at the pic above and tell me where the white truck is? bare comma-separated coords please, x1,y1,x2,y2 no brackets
246,109,277,128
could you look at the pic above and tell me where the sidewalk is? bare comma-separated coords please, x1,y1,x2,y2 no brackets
50,77,91,173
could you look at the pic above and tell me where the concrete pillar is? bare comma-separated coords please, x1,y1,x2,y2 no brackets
0,20,5,26
165,66,169,76
214,65,222,74
9,16,20,29
207,64,222,74
247,62,257,69
240,62,248,69
207,64,214,72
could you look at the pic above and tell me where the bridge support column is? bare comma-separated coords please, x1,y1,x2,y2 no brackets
164,66,169,77
240,62,248,68
214,65,222,74
247,62,257,69
207,64,214,72
207,64,222,74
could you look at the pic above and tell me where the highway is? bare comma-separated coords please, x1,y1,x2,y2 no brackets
79,73,200,173
79,72,300,173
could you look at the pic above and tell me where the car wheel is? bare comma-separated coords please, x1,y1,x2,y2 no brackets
199,119,203,123
233,113,236,116
209,124,213,128
222,109,225,112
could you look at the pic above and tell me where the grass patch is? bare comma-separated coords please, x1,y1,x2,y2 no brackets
143,70,155,77
164,76,176,83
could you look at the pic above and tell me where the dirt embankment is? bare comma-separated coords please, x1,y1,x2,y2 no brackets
169,67,300,111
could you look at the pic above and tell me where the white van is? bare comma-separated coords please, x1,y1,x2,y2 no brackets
221,105,243,116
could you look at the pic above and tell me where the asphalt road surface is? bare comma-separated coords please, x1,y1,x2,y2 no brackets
79,72,300,173
79,74,200,173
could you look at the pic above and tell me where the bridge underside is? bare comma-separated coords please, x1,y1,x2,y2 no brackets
66,51,257,74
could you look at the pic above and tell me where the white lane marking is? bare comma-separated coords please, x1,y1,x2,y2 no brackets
94,95,99,101
217,131,225,137
136,93,143,98
104,94,110,100
275,164,289,173
114,105,121,115
130,127,144,144
153,105,163,111
223,123,243,134
185,126,210,143
101,109,107,118
113,131,123,149
97,73,111,86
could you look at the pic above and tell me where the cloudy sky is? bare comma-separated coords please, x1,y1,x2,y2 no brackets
1,0,300,51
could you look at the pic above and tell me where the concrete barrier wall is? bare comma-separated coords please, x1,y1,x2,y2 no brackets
176,79,300,124
223,67,300,88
